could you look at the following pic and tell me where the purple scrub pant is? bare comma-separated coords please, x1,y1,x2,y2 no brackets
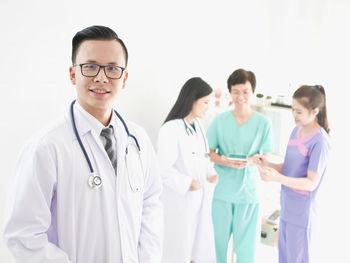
278,219,312,263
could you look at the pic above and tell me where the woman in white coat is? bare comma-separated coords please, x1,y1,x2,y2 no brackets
157,77,218,263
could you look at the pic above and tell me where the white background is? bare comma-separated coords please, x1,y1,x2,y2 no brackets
1,0,349,262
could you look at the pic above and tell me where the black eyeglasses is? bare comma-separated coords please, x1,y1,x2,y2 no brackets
73,63,126,79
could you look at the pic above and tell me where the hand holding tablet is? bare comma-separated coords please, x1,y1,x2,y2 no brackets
227,154,248,162
226,154,248,169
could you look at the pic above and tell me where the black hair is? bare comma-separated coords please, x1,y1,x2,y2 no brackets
164,77,213,123
293,85,330,134
227,68,256,93
71,25,128,66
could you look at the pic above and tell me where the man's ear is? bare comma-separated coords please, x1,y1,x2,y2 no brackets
69,66,76,85
121,71,128,90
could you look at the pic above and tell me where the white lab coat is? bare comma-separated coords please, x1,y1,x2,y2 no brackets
3,104,163,263
156,118,216,263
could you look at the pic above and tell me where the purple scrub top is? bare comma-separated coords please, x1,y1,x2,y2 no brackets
281,126,331,228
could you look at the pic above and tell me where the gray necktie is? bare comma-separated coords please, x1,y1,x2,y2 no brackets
101,126,117,170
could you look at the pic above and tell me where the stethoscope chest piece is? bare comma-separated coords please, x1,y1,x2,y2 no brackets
88,173,102,189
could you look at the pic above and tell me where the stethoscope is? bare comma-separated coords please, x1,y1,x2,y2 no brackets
182,119,210,158
70,100,141,189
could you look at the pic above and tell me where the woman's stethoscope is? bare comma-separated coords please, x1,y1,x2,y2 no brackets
70,100,142,190
182,119,210,158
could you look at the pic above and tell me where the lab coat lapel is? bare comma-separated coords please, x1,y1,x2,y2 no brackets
68,105,117,175
113,112,128,193
194,119,210,186
183,119,203,183
66,105,91,140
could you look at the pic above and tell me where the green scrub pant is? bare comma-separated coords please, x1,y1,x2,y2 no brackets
212,199,259,263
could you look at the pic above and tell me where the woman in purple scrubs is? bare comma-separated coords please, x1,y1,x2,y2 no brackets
254,85,330,263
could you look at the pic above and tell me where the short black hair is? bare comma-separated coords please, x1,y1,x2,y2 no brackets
164,77,213,123
227,68,256,93
71,25,128,66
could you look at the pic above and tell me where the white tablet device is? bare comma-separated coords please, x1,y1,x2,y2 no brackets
228,154,248,162
267,209,280,225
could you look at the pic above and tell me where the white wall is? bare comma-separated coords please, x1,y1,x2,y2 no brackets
1,0,349,262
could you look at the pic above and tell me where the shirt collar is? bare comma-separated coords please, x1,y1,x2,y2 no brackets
75,102,117,136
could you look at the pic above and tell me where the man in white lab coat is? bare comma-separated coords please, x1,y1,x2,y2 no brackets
3,25,163,263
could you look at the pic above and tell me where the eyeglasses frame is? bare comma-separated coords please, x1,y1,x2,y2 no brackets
73,63,126,80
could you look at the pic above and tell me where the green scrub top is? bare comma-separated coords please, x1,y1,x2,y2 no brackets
206,111,273,203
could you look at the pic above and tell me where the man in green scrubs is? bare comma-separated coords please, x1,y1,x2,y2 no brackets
206,69,273,263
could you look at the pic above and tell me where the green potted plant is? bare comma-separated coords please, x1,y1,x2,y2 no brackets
265,95,272,106
256,93,264,106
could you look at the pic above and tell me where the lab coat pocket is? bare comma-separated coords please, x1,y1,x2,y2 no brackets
185,188,203,209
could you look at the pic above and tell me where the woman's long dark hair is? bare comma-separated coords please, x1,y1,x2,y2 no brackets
293,85,330,134
164,77,213,123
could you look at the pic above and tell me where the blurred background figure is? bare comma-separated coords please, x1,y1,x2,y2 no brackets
157,77,218,263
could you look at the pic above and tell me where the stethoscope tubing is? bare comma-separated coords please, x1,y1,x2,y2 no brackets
70,100,140,175
182,119,209,154
70,100,94,173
